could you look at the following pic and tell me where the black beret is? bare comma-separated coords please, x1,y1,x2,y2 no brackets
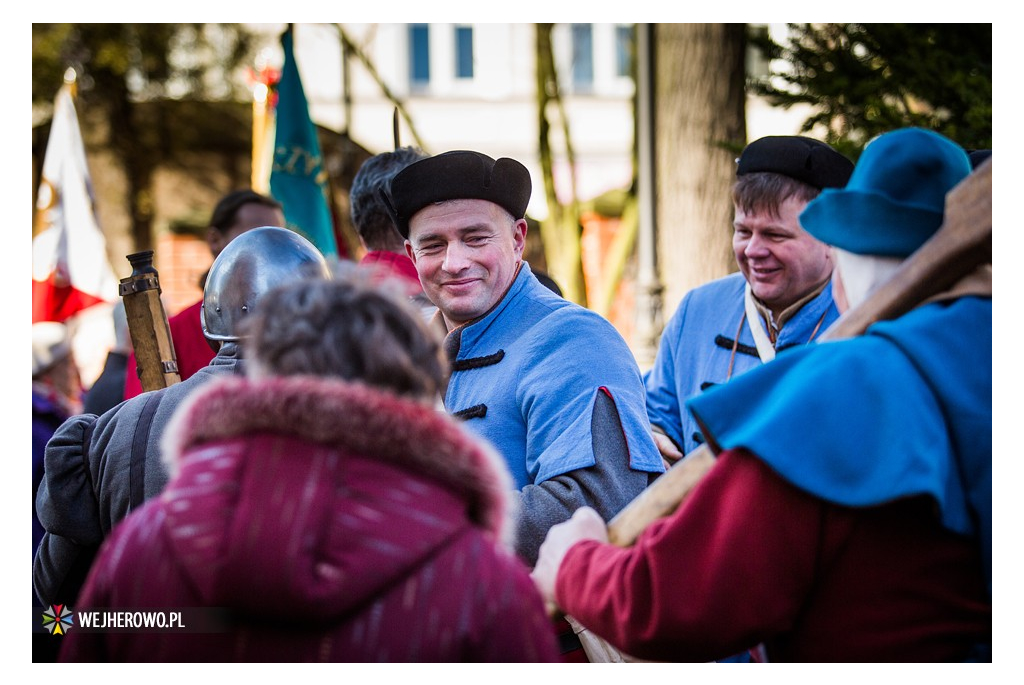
380,150,532,239
736,136,853,190
967,149,991,170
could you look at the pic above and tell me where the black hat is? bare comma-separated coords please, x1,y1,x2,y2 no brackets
737,136,853,190
967,149,991,170
380,150,532,239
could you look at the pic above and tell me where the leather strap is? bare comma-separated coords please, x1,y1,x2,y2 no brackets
129,391,163,511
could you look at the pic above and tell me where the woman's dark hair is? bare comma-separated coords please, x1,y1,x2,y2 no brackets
242,265,445,400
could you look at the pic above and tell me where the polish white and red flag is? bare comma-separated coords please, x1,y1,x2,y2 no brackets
32,80,118,324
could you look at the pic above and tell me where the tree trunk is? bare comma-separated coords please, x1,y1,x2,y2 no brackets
101,74,155,254
653,24,747,319
535,23,586,305
336,24,428,153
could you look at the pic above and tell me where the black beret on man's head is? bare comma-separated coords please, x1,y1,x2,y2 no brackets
737,136,854,190
380,150,532,239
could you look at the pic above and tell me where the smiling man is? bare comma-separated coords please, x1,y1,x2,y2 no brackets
530,129,990,663
407,198,520,328
644,136,854,464
381,151,664,580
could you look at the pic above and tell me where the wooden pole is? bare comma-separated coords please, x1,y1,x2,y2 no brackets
119,251,181,392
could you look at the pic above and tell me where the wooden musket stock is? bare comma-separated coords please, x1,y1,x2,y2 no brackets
119,250,181,393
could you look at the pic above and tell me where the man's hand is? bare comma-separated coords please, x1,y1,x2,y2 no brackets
531,507,609,611
652,431,683,470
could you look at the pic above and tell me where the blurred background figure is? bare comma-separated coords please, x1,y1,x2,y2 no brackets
32,322,80,596
533,270,563,297
122,189,285,400
350,146,435,317
82,301,129,416
967,149,991,170
34,227,329,614
32,322,78,663
61,267,560,662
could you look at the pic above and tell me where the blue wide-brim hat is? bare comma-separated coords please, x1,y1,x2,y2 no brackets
799,128,972,258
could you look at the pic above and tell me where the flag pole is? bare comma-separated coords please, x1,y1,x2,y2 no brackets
393,106,400,150
32,72,119,324
64,66,77,98
251,58,273,193
269,23,339,258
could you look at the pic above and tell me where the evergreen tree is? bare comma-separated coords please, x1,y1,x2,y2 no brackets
749,24,991,159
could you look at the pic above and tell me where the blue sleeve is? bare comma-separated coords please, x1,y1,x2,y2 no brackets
643,294,689,450
517,310,662,484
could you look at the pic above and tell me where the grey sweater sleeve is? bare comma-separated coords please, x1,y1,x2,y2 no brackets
512,390,658,566
33,394,142,604
34,347,240,606
34,413,105,605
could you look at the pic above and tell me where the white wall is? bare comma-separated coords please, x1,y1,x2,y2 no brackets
250,23,640,221
250,23,808,220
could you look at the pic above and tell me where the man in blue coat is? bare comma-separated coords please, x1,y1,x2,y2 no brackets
382,150,664,570
531,127,990,662
644,136,853,463
692,127,991,597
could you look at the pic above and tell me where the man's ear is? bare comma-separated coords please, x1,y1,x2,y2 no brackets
513,218,528,256
405,239,416,264
206,227,227,258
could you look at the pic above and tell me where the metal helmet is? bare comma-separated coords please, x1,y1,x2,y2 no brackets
201,226,330,342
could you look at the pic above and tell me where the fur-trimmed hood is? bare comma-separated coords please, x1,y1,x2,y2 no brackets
162,374,515,544
154,374,522,619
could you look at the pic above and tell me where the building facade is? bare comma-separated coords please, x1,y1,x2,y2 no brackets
260,22,639,220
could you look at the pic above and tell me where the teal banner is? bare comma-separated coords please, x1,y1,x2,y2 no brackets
270,28,338,258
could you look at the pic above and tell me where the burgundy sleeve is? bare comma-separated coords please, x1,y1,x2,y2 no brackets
475,555,563,663
554,448,827,662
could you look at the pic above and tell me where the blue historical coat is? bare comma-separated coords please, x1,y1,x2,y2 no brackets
688,295,992,596
645,272,839,456
443,262,664,489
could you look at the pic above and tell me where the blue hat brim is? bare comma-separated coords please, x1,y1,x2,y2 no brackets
799,189,944,258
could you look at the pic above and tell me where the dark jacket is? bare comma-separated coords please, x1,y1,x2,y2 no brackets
32,384,72,606
82,351,128,416
33,344,243,606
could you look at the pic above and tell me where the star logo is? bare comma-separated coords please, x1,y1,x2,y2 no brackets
42,604,74,636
